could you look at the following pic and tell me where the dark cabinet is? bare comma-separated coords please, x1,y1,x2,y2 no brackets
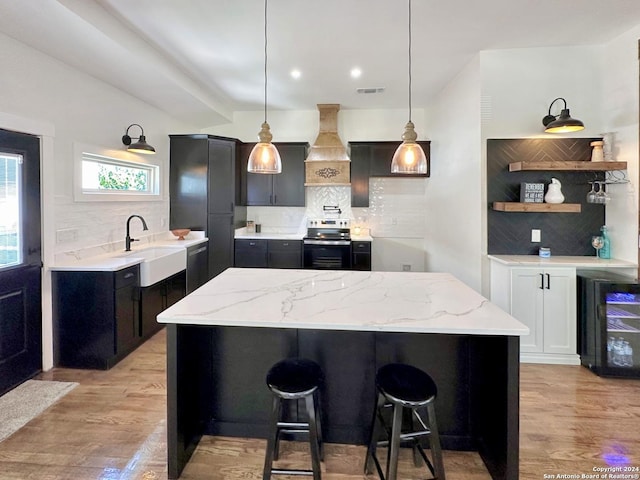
349,141,430,207
240,142,308,206
234,239,268,267
351,241,372,271
234,239,303,269
170,135,246,279
140,271,186,340
53,265,141,369
268,240,302,268
186,243,209,294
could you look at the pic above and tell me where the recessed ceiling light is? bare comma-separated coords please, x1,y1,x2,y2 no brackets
350,67,362,79
291,69,302,79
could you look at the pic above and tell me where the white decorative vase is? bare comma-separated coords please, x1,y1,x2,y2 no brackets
544,178,565,204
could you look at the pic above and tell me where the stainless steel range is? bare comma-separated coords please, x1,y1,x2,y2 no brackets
303,218,351,269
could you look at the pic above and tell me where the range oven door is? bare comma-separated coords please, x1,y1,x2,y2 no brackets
303,240,351,270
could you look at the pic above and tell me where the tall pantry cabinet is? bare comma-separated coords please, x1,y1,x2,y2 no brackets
169,135,246,279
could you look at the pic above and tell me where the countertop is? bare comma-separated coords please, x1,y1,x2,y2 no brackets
50,233,208,272
488,254,638,268
158,268,529,337
234,227,374,242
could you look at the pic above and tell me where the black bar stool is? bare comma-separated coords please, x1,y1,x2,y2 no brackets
263,358,324,480
364,363,445,480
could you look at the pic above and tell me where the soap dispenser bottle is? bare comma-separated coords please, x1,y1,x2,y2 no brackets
600,226,611,259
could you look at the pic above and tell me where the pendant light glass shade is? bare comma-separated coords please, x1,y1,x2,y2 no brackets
247,122,282,173
247,0,281,174
391,121,427,174
392,0,427,174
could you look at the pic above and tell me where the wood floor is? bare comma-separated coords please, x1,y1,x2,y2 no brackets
0,329,639,479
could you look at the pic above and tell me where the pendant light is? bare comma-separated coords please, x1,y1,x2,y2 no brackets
391,0,427,174
247,0,282,174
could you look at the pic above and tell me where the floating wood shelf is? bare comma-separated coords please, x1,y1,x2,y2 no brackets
492,202,582,213
508,161,627,172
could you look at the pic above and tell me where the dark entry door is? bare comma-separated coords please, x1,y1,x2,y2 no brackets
0,128,41,396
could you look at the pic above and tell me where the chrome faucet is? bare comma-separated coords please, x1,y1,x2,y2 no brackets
125,215,149,251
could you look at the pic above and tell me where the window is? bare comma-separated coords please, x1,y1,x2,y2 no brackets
0,153,22,267
74,143,161,202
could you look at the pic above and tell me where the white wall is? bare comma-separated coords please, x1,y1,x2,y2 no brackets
601,26,640,265
426,55,482,291
0,32,194,369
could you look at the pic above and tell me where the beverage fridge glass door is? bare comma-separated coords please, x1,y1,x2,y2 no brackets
603,288,640,376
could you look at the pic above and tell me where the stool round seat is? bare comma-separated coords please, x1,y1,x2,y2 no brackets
266,358,323,399
376,363,437,407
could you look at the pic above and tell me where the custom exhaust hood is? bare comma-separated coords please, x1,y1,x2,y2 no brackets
304,104,351,186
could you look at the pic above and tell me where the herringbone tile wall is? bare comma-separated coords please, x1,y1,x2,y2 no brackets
487,138,605,255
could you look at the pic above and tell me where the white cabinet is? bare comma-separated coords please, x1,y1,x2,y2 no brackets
491,262,579,365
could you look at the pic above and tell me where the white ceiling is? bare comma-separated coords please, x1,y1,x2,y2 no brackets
2,0,640,127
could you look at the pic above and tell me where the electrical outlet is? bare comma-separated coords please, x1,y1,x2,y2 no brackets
402,264,411,272
531,229,541,243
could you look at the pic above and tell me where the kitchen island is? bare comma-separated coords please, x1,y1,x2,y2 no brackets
158,268,528,480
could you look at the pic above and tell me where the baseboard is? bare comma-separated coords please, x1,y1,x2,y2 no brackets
520,353,581,365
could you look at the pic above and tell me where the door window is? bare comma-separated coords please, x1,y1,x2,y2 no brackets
0,152,22,267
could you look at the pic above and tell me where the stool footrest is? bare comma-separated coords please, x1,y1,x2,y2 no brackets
376,429,432,446
277,422,309,429
271,468,315,476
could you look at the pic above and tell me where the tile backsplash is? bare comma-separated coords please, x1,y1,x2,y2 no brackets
246,178,427,239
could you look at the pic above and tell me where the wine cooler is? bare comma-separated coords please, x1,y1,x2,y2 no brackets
578,270,640,378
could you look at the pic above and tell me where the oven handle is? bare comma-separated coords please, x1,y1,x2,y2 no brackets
303,239,351,246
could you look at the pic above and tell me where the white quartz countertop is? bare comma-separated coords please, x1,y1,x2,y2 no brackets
488,255,637,268
234,228,374,242
50,234,208,272
235,232,305,240
158,268,529,336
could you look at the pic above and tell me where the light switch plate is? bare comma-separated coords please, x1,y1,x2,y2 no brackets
531,229,541,243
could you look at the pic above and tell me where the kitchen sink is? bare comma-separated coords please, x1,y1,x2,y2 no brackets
119,247,187,287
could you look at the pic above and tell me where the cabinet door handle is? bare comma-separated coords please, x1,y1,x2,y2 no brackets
274,194,277,204
283,242,289,247
539,273,544,289
545,273,550,289
124,273,135,279
269,194,273,204
230,202,234,212
249,242,256,246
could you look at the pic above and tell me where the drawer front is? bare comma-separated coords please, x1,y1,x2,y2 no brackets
115,265,139,289
268,239,302,253
352,241,371,253
236,239,268,253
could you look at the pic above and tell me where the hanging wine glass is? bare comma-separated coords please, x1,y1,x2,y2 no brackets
595,181,610,204
592,235,604,258
586,182,598,204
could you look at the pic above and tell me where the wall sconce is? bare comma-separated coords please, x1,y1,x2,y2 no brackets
542,98,585,133
122,123,156,154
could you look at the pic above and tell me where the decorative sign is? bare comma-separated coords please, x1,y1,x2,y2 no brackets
520,182,544,203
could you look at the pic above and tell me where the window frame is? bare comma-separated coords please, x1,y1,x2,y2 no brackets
73,142,162,202
0,152,23,268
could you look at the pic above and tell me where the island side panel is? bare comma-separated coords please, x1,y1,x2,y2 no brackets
375,332,475,450
207,326,297,438
167,324,215,479
470,335,520,480
298,330,377,444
